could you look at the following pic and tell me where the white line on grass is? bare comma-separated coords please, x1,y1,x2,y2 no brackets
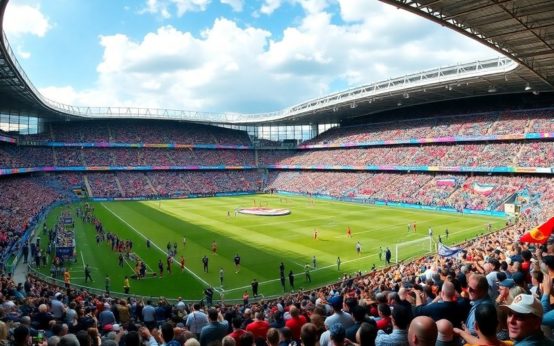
222,252,380,294
101,203,219,293
80,251,86,270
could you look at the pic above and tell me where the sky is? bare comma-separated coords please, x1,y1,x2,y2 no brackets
4,0,501,114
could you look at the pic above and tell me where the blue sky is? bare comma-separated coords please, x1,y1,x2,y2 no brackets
5,0,500,113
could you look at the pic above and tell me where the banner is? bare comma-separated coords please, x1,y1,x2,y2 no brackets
436,178,456,187
472,182,495,195
438,243,463,258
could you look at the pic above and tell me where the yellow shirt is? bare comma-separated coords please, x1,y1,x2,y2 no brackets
64,271,70,283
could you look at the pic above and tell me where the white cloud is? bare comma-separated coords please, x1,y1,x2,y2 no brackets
140,0,211,17
38,2,499,113
16,46,31,59
4,4,50,37
260,0,283,15
260,0,330,15
220,0,243,12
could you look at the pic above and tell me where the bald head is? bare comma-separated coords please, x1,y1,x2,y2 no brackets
441,281,456,301
408,316,438,346
436,319,454,342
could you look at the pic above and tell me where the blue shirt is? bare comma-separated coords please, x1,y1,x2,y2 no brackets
465,296,493,336
375,329,408,346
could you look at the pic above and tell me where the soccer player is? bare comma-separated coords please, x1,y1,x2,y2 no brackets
84,264,93,283
105,274,110,294
158,259,164,278
313,229,318,240
219,267,224,287
183,237,186,247
63,268,71,289
211,240,217,255
251,278,259,297
445,228,449,239
202,255,209,273
304,264,312,283
180,256,185,272
279,262,285,276
146,239,151,248
234,253,241,273
356,241,361,255
289,270,295,290
337,257,341,271
346,226,352,238
312,255,317,268
280,272,286,292
166,255,173,274
123,276,130,294
118,253,124,267
428,227,433,238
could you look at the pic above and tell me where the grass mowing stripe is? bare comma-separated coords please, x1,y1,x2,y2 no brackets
100,202,216,292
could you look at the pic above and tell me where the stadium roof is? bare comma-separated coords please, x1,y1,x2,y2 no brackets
0,0,553,126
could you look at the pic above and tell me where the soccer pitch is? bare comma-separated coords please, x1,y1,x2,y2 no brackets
36,195,504,301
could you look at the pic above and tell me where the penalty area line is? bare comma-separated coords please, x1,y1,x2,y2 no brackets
100,203,219,293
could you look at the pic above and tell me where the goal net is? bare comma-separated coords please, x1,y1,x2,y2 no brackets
394,237,434,264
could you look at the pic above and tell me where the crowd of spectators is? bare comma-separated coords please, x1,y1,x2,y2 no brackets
0,176,65,265
302,110,552,146
259,142,553,168
0,198,553,346
24,121,251,146
267,172,554,212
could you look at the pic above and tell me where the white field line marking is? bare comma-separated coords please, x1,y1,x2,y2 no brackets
101,203,219,293
223,221,495,294
81,251,86,270
222,252,380,294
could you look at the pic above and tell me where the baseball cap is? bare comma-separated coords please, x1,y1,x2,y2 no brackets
498,279,515,288
112,324,121,332
501,294,543,318
328,295,343,308
103,324,113,332
512,272,525,285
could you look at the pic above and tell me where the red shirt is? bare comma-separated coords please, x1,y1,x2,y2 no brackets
246,320,270,339
376,316,391,331
286,315,307,340
229,329,246,344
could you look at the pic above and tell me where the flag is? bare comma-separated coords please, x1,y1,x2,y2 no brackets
472,182,495,195
520,217,554,244
438,243,463,258
436,178,456,187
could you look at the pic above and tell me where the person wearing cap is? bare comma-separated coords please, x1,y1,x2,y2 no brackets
502,294,549,345
324,295,354,331
496,279,515,305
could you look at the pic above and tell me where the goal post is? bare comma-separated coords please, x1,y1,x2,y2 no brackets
394,237,434,264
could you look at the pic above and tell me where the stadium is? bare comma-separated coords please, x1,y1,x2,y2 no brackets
1,0,554,345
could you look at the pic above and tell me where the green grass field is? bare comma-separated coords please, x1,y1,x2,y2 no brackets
34,194,504,301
